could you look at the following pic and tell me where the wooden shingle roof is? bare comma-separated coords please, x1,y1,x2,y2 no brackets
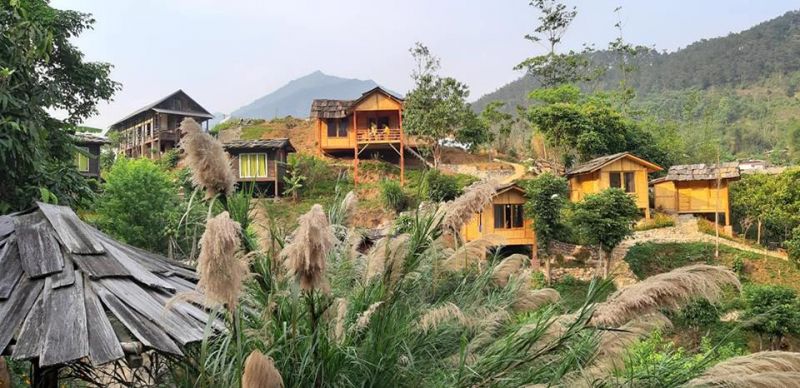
223,138,296,153
72,132,109,145
651,163,741,184
109,90,213,130
566,152,663,176
309,86,403,119
0,203,217,368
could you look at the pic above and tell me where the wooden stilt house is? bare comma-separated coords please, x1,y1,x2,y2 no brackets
223,139,296,197
310,87,406,185
461,183,536,252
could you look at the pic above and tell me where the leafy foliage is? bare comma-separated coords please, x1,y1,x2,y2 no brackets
741,284,800,348
0,0,118,213
422,169,461,202
523,172,568,254
379,180,409,213
571,188,639,254
678,299,721,329
95,158,179,253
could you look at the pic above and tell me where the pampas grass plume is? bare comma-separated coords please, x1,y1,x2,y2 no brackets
196,211,248,310
492,253,527,287
280,204,334,291
356,301,384,330
441,180,497,234
513,288,560,312
179,117,236,198
418,302,468,333
242,350,284,388
686,351,800,387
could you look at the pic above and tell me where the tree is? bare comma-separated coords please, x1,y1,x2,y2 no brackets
571,189,639,277
95,158,179,253
523,172,569,283
480,101,515,152
404,43,490,167
0,0,119,213
787,227,800,268
742,284,800,350
515,0,595,88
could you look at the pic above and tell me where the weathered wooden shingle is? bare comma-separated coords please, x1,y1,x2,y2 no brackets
14,212,64,278
0,276,44,354
49,249,75,289
37,202,105,255
0,238,23,300
72,252,131,278
83,276,124,366
0,216,13,238
40,273,89,366
12,285,49,360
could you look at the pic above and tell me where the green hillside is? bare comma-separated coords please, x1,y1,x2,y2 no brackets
474,10,800,162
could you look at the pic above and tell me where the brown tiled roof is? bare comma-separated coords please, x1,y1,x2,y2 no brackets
566,152,662,176
309,86,403,119
223,138,296,153
652,163,741,183
72,132,109,145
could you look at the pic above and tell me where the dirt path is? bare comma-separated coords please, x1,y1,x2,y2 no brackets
494,159,526,184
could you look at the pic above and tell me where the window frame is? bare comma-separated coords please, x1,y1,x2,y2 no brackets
75,147,90,172
609,171,636,193
326,118,349,138
238,152,269,179
493,203,525,230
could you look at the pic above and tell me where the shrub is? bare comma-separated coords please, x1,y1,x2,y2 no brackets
380,180,408,213
157,148,181,169
678,299,721,329
731,255,745,276
741,284,800,348
95,158,179,253
634,212,675,231
422,169,461,202
290,154,349,198
787,226,800,268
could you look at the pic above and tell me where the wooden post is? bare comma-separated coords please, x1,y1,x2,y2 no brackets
353,111,359,186
32,362,58,388
715,146,721,259
317,119,322,156
274,151,280,198
399,109,405,186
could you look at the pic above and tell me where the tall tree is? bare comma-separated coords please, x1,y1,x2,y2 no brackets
523,172,568,284
515,0,593,87
480,101,515,152
571,188,639,278
404,43,489,167
0,0,119,213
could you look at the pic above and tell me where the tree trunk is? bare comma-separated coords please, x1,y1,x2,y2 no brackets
757,219,762,246
544,252,551,286
600,250,610,279
433,143,442,169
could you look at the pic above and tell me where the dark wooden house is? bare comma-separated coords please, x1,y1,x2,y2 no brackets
72,132,108,178
0,202,216,386
108,90,213,159
223,139,296,197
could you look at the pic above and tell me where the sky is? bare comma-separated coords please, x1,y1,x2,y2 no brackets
51,0,799,129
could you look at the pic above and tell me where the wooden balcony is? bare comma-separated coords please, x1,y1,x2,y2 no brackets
356,128,401,144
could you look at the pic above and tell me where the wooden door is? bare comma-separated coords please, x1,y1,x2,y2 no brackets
678,185,691,211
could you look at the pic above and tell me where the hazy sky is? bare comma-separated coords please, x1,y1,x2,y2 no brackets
51,0,798,129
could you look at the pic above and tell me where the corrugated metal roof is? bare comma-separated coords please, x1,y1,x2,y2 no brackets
223,138,296,153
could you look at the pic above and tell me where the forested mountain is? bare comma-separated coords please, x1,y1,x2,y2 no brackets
474,10,800,162
231,71,383,119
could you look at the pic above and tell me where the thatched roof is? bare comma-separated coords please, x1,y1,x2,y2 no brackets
223,138,296,153
566,152,663,177
72,132,109,145
651,162,741,184
0,203,217,368
309,86,403,119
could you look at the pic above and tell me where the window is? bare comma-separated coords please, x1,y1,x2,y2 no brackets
493,204,524,229
75,147,90,172
609,171,636,193
326,118,348,137
239,153,268,178
377,116,390,129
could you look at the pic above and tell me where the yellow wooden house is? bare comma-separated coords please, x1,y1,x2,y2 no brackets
566,152,663,219
310,87,406,184
651,163,740,229
461,183,536,252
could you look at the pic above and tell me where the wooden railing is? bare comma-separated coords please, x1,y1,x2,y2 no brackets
356,128,401,143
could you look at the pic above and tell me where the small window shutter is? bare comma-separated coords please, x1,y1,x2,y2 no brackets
239,155,248,178
513,205,524,228
493,205,504,229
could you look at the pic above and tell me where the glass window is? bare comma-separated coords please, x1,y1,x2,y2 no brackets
326,119,337,137
75,147,90,172
512,204,524,228
624,172,636,193
338,117,348,137
609,172,622,189
493,204,525,229
239,153,268,178
493,205,504,228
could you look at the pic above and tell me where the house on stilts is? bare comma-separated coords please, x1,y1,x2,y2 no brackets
310,87,407,184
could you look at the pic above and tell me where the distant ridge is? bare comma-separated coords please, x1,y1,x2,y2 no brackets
230,71,399,119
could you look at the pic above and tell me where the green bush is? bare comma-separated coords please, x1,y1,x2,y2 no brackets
787,226,800,268
678,299,721,329
157,149,181,169
634,212,676,231
422,169,461,202
290,154,350,198
742,284,800,347
380,180,409,213
95,158,179,253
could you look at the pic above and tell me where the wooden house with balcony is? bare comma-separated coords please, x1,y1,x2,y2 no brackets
222,139,296,197
566,152,663,219
310,87,406,184
71,132,108,178
108,90,214,158
461,183,536,252
651,163,740,230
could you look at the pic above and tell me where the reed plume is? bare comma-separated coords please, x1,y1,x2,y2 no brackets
441,180,497,234
687,372,800,388
592,264,740,327
280,204,335,292
417,302,468,333
355,301,384,330
686,351,800,387
466,309,511,355
513,288,560,312
179,117,236,198
340,190,358,225
442,234,505,271
331,298,348,343
492,253,527,287
364,234,410,283
196,211,248,310
242,350,284,388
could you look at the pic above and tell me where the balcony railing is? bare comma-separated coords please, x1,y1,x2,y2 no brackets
356,128,402,143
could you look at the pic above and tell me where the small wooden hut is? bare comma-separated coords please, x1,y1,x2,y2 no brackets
651,163,741,229
566,152,663,219
461,183,536,252
72,132,108,178
223,138,296,197
0,203,216,386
